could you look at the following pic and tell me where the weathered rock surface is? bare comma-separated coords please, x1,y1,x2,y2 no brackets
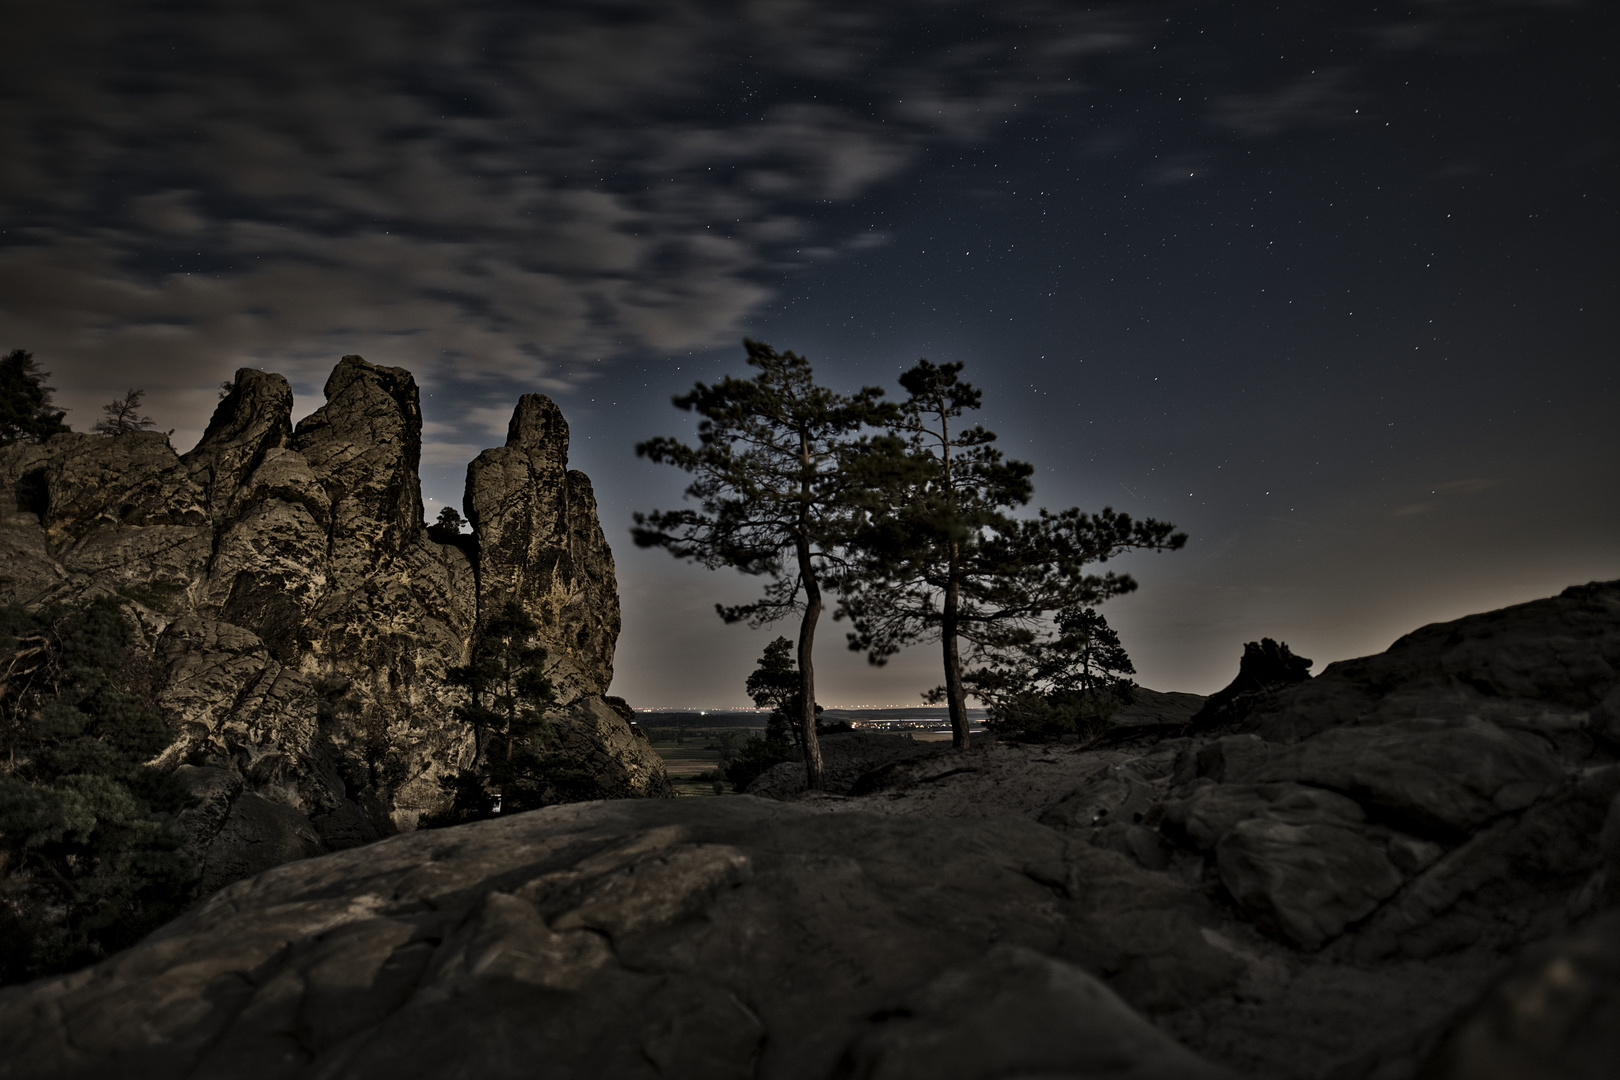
1235,579,1620,750
1,565,1615,1076
0,798,1242,1080
747,729,937,798
1416,908,1620,1080
774,581,1620,1076
0,356,668,897
466,393,620,702
1189,637,1313,729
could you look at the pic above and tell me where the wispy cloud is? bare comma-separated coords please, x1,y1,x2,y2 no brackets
0,0,1152,446
1210,68,1363,138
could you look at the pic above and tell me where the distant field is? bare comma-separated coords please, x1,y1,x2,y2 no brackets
647,730,734,798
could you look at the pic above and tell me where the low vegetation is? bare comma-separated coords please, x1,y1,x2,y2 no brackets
0,597,198,985
423,601,594,826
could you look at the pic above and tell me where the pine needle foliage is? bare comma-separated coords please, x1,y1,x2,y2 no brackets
840,360,1186,748
425,601,587,825
632,340,890,790
90,390,157,436
970,607,1138,741
723,637,817,792
0,349,70,446
0,596,196,985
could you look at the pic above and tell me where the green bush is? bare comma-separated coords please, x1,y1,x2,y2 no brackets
0,596,197,985
722,734,798,792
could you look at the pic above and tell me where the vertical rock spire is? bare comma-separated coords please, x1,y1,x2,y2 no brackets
465,393,620,699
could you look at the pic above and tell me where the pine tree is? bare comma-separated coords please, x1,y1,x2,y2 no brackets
0,349,70,446
0,597,196,984
427,506,468,544
840,360,1185,749
968,606,1137,741
724,637,818,791
633,340,889,790
427,600,574,825
91,390,156,436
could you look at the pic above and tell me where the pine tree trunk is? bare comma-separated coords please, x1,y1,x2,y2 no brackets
942,554,970,750
797,535,826,790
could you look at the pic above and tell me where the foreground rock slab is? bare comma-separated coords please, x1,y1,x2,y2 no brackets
0,798,1238,1080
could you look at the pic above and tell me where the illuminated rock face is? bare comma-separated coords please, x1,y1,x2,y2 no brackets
0,355,668,895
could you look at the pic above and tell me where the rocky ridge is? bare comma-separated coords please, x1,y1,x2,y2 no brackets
0,581,1614,1078
0,356,668,895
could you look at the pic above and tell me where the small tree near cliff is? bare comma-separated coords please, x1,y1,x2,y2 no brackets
840,360,1185,749
969,606,1137,741
427,506,468,544
91,390,157,436
0,350,70,446
0,597,197,984
428,601,583,825
724,637,818,791
633,340,888,791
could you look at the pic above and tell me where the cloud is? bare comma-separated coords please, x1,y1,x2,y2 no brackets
1210,68,1363,138
421,441,481,466
0,0,1153,454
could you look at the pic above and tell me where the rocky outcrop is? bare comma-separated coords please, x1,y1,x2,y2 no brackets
772,581,1620,1075
1232,580,1620,751
0,356,668,896
1189,638,1314,729
1417,908,1620,1079
1,576,1615,1077
466,393,619,702
746,729,938,798
0,798,1245,1080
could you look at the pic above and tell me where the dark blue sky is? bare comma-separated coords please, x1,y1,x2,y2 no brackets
3,1,1615,705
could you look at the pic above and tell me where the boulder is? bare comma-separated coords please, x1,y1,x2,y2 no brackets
834,945,1234,1080
1216,815,1403,951
1245,717,1566,837
0,798,1238,1080
1238,580,1620,749
1351,765,1620,961
1416,909,1620,1080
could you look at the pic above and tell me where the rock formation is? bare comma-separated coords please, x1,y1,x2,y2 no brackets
0,798,1245,1080
0,356,669,897
1188,637,1313,729
1,579,1615,1078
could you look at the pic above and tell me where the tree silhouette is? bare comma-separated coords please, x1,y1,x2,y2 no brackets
0,350,70,446
968,606,1137,741
427,506,468,544
725,637,820,791
91,390,156,436
841,360,1185,749
633,340,888,790
428,600,570,824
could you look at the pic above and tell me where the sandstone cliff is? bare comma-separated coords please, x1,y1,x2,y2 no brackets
0,355,669,896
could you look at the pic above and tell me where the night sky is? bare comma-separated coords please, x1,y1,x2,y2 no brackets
2,1,1615,707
